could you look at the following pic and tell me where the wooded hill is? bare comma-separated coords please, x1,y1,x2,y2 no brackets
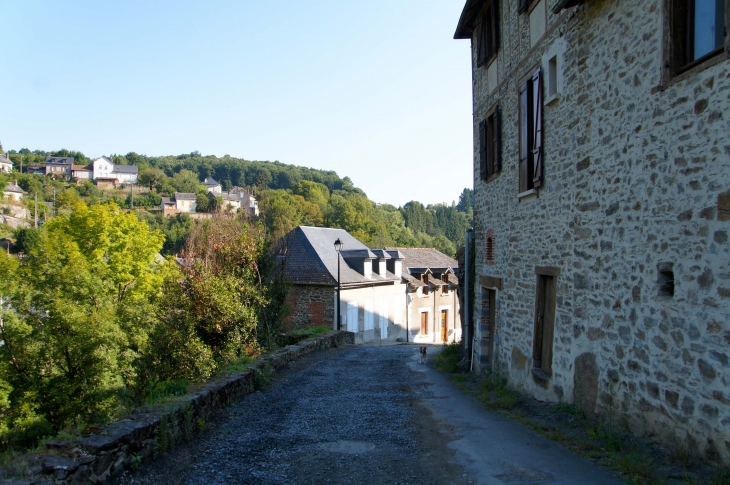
5,148,474,256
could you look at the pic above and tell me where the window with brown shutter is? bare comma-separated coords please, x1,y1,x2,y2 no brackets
533,266,559,379
480,106,502,183
477,0,500,67
666,0,728,79
519,68,543,194
421,274,429,296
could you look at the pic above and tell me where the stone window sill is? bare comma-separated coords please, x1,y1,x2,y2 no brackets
517,189,538,201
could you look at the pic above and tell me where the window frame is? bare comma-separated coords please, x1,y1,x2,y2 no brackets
532,266,559,379
518,0,537,15
663,0,730,86
479,104,502,183
476,0,500,68
518,68,543,196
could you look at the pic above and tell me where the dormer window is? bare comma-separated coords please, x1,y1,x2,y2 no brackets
421,274,429,295
441,274,449,294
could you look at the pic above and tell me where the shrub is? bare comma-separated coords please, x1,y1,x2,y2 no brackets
434,341,461,373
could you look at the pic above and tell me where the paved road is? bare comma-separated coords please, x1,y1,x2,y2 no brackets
116,344,627,485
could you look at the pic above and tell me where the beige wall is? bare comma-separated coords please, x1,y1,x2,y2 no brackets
338,283,408,344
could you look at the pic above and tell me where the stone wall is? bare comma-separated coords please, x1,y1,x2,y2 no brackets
11,332,350,484
466,0,730,463
284,284,336,329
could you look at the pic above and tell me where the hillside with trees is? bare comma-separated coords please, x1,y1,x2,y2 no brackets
4,148,473,256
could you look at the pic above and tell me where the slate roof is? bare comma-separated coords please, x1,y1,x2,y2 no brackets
45,156,74,165
280,226,400,286
5,182,25,194
71,165,91,171
113,164,138,174
385,248,458,270
161,197,174,205
175,192,196,200
203,177,219,185
220,194,240,202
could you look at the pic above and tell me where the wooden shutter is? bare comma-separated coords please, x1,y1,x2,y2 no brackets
519,82,529,192
494,105,502,173
518,0,529,14
490,0,500,60
479,120,488,181
531,68,543,188
476,16,486,66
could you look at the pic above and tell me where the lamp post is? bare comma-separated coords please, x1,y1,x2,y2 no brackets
334,238,343,331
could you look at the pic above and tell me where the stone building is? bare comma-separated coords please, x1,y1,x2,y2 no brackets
454,0,730,462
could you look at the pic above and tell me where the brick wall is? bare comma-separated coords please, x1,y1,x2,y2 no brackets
285,285,335,329
467,0,730,463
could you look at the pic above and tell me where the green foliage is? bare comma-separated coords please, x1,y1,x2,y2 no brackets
13,227,40,254
0,201,165,447
253,364,272,391
130,454,142,470
145,379,190,405
434,341,461,374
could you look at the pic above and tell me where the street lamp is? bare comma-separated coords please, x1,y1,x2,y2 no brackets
334,238,343,331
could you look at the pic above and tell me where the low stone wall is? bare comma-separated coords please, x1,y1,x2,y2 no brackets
7,331,350,485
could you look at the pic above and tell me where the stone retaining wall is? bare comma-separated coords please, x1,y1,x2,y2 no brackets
4,331,350,485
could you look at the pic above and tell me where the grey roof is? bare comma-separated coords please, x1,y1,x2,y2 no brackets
113,164,138,174
385,247,458,270
340,248,376,260
280,226,399,286
175,192,197,200
45,156,74,165
0,154,11,164
370,249,392,260
161,197,174,205
401,272,426,289
5,182,25,194
220,194,240,202
385,249,404,260
203,177,219,185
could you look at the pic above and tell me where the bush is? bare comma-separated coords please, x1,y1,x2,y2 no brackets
434,341,461,373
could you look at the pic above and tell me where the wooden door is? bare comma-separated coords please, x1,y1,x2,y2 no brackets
441,310,448,342
420,312,427,335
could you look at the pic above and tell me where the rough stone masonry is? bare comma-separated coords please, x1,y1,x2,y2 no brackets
459,0,730,463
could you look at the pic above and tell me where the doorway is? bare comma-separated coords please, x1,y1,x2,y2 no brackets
420,311,428,335
347,302,358,333
441,309,448,342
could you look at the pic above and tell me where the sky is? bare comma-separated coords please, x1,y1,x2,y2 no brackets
0,0,474,207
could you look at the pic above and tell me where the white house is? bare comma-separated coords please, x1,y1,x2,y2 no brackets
92,157,138,184
160,192,197,214
203,177,222,194
0,154,12,173
4,182,26,202
229,186,259,217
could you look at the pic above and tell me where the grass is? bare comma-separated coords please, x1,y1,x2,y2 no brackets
434,341,461,373
0,449,30,479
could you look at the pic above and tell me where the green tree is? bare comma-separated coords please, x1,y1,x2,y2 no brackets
171,169,201,193
138,167,167,191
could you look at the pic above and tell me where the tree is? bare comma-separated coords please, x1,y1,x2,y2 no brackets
0,201,165,438
456,188,474,213
138,168,167,191
171,169,201,193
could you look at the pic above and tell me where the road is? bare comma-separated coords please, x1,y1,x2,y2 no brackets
115,344,627,485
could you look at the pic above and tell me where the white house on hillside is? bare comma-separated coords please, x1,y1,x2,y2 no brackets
161,192,197,214
92,156,138,184
0,154,12,173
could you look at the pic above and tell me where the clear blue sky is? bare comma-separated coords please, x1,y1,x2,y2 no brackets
0,0,473,207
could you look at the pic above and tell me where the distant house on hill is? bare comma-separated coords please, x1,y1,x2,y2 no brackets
203,177,222,194
4,182,26,202
71,165,92,181
282,226,459,344
207,186,259,216
26,164,45,175
92,156,138,184
45,156,74,179
0,154,12,173
388,248,461,343
161,192,197,215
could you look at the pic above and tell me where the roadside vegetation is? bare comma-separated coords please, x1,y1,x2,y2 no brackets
0,200,290,453
435,343,730,485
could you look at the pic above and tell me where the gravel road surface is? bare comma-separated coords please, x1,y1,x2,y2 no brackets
115,344,627,485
